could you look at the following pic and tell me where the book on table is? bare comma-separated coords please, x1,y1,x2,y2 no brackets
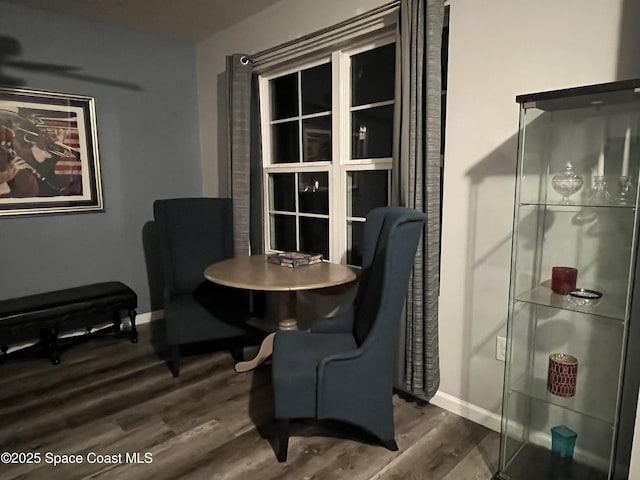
266,252,323,268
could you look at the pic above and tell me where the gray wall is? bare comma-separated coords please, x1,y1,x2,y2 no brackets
0,2,203,313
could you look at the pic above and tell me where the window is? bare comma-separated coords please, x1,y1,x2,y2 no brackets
260,35,395,265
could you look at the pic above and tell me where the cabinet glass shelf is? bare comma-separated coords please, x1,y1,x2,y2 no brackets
507,301,622,425
497,79,640,480
514,286,625,321
508,373,616,424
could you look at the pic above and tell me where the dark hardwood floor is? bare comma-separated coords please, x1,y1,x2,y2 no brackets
0,322,499,479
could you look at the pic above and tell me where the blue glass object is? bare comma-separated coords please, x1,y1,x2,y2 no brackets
551,425,577,458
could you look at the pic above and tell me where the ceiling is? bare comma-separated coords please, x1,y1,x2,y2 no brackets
1,0,284,42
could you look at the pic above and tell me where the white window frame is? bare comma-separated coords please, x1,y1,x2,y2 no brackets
258,23,397,264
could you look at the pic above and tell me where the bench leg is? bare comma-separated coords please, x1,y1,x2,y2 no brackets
40,327,60,365
112,311,122,334
128,309,138,343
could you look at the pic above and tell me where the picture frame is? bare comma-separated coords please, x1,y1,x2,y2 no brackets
0,87,103,216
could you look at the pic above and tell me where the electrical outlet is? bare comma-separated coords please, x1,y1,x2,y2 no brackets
496,336,507,362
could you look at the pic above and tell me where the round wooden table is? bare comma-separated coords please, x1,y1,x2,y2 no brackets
204,254,357,372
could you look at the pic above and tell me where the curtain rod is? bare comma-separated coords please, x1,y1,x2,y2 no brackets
250,0,400,65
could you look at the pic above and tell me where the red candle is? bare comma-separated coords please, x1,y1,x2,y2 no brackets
551,266,578,294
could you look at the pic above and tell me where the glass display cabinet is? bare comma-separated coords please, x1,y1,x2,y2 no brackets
497,79,640,480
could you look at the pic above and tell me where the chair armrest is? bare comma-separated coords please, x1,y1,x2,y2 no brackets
317,343,385,403
316,345,396,441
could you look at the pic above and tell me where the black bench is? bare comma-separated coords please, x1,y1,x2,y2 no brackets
0,281,138,364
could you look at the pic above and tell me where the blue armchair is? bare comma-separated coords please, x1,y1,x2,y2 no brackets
154,197,248,377
271,206,426,461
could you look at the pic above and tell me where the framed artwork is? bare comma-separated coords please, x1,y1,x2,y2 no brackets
0,87,103,216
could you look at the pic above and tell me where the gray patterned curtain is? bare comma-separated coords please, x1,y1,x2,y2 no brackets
226,54,264,256
392,0,443,401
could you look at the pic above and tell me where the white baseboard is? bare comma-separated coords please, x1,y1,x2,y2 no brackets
430,390,502,433
134,309,163,325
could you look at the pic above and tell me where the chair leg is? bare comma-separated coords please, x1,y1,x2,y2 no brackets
276,419,290,462
170,344,180,377
380,438,399,451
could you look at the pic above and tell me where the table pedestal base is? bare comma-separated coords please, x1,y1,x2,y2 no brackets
235,291,297,373
235,332,275,373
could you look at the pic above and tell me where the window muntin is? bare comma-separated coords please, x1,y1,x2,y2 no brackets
263,38,395,265
269,62,332,165
267,169,330,259
350,43,395,161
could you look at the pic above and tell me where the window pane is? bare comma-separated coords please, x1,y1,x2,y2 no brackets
302,63,331,115
347,170,388,218
270,73,298,120
300,217,329,258
351,43,395,107
347,220,364,266
270,173,295,212
271,214,297,251
352,105,393,159
303,116,331,162
299,172,328,215
272,121,299,163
